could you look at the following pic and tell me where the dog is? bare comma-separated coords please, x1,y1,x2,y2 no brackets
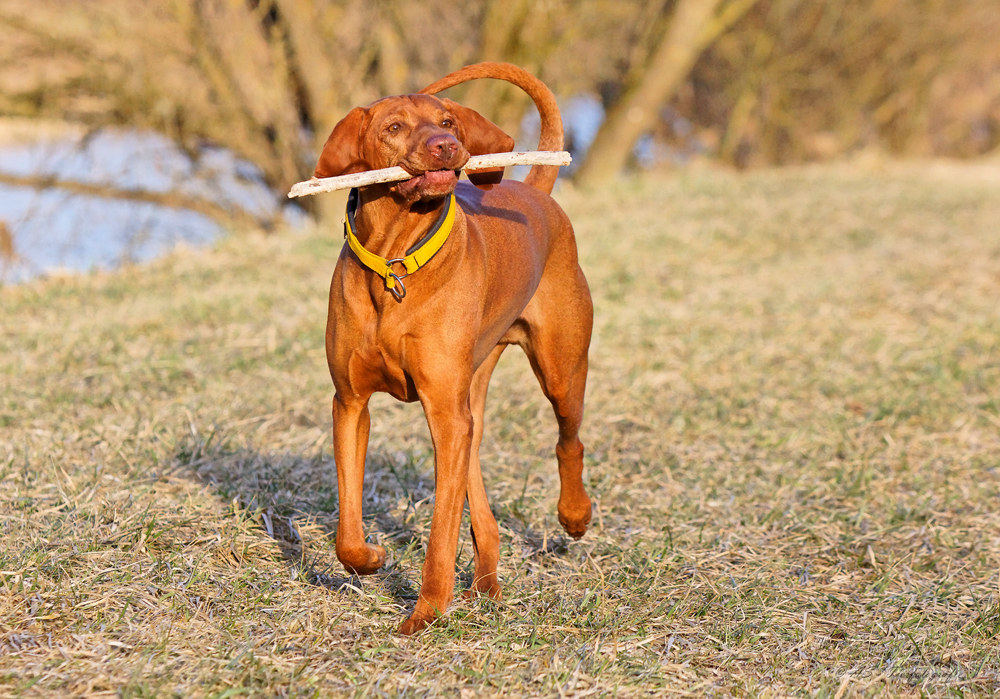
316,62,593,634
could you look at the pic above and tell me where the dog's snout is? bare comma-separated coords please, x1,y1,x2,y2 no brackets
426,134,459,164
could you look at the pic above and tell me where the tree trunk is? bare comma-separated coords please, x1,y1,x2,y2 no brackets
460,0,533,121
375,7,407,96
274,0,348,136
575,0,760,188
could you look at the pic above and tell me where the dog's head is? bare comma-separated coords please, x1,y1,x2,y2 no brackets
314,94,514,201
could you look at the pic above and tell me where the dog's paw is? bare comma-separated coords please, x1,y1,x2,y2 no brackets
558,507,591,540
339,543,386,575
398,613,436,636
557,496,592,540
462,579,502,601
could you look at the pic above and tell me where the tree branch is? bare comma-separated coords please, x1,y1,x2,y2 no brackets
0,171,274,230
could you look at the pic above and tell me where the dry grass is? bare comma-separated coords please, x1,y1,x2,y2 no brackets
2,160,999,697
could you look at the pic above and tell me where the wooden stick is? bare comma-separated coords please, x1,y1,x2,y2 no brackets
287,150,572,198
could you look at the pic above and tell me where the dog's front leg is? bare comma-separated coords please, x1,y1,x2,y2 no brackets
332,392,385,575
398,386,474,635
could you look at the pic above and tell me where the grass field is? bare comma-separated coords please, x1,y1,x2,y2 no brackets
2,160,999,697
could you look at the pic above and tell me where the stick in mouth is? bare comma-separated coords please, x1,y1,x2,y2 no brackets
287,150,572,198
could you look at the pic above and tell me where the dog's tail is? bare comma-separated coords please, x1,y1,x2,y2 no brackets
419,62,563,195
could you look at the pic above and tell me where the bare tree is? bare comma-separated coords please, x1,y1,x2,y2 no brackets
692,0,1000,166
574,0,761,188
0,221,14,262
0,0,488,223
1,0,997,228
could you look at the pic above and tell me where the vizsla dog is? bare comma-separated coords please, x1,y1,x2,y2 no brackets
316,62,592,634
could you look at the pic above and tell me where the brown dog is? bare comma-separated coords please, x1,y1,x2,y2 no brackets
316,62,593,634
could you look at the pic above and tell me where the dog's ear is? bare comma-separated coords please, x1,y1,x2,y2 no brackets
314,107,370,178
441,98,514,189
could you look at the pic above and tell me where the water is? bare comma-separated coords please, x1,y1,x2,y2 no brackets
0,94,695,285
0,129,285,284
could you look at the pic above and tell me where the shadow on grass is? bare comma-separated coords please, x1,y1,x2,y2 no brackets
176,436,433,605
175,433,574,604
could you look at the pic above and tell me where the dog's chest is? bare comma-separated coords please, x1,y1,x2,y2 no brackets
347,338,418,402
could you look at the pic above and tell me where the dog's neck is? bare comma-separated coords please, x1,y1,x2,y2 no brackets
352,186,451,260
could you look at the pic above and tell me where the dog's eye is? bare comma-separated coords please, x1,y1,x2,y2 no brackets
441,119,453,128
387,123,402,133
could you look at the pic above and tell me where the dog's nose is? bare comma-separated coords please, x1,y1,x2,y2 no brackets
426,134,459,164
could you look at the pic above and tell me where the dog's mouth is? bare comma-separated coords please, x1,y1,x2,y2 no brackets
396,168,460,198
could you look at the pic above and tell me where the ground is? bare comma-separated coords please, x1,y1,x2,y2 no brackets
1,160,999,697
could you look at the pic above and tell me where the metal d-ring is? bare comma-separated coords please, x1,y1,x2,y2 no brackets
387,272,407,301
385,258,408,301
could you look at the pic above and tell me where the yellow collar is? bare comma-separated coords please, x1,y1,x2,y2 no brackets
343,188,456,301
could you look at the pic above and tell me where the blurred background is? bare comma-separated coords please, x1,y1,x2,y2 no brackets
1,0,998,283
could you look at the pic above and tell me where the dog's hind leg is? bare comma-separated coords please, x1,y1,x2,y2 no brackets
465,344,506,599
520,265,594,540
